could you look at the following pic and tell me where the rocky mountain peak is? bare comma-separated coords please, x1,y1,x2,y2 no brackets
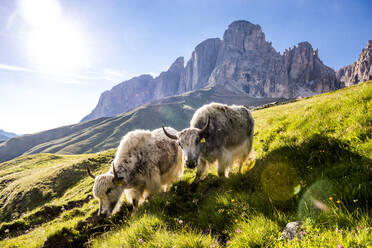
168,56,184,71
366,40,372,49
336,40,372,86
223,20,272,52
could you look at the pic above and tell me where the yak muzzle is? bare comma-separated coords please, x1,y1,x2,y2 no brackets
186,159,198,169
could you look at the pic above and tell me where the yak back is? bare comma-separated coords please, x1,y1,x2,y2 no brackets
112,128,179,185
191,103,254,153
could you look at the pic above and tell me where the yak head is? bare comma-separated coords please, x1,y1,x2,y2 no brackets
87,162,125,216
162,117,209,169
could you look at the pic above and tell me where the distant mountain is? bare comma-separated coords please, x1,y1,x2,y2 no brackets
82,20,341,122
0,129,17,142
0,84,285,163
337,40,372,86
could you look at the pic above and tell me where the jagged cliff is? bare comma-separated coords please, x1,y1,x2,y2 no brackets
336,40,372,86
82,20,341,122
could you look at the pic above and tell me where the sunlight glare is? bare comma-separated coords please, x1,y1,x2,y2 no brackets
19,0,89,73
27,23,88,73
19,0,61,28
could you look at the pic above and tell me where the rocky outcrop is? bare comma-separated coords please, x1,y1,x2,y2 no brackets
336,40,372,86
82,75,156,122
82,20,342,122
180,38,222,92
82,57,185,122
210,21,340,98
210,21,290,98
284,42,340,97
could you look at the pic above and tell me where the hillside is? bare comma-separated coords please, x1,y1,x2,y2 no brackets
0,82,371,247
0,130,17,142
0,84,284,163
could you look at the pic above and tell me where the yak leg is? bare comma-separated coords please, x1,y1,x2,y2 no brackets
146,171,163,195
125,184,145,208
218,151,232,178
193,158,208,184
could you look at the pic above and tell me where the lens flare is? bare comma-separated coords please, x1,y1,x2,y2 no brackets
260,163,301,201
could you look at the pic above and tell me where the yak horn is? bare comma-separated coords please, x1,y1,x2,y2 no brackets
86,165,96,179
162,126,178,140
199,116,210,134
112,161,118,179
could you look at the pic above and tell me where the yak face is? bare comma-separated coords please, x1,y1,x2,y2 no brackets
177,128,205,169
93,174,123,216
162,117,209,169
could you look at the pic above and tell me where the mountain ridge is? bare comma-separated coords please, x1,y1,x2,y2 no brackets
82,20,341,122
336,40,372,86
0,129,17,142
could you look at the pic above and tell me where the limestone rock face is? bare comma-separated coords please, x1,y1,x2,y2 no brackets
180,38,222,92
210,21,290,98
82,20,342,122
336,40,372,86
284,42,340,97
153,56,185,99
81,75,156,122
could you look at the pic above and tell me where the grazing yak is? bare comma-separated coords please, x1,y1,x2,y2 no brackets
163,102,254,184
87,128,183,216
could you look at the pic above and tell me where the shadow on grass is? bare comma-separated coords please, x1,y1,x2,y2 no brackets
136,134,371,243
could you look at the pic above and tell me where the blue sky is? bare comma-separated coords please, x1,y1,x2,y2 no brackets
0,0,371,134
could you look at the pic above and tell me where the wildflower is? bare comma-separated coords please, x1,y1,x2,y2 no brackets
217,208,224,213
231,199,235,203
4,229,9,233
226,240,232,245
138,238,144,244
329,196,333,201
300,231,306,236
353,199,358,203
174,218,177,221
178,219,183,224
235,228,242,233
204,228,210,234
234,219,238,223
336,200,341,204
337,245,344,248
210,243,216,248
228,233,232,237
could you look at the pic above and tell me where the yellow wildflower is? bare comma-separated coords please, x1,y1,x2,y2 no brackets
337,200,341,204
329,196,333,201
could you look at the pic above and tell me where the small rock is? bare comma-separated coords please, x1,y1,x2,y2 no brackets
279,221,304,240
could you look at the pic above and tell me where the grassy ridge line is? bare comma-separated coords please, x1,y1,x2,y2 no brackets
0,81,371,247
0,84,284,163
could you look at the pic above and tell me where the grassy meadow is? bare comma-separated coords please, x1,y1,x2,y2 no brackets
0,81,371,247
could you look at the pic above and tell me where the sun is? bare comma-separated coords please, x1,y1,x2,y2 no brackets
19,0,89,73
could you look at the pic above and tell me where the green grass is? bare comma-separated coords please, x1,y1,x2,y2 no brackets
0,81,371,247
